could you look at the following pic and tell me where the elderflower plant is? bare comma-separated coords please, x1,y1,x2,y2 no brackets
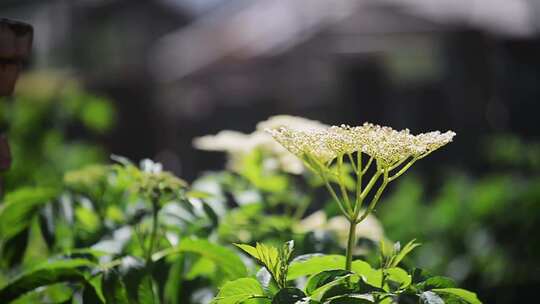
267,118,455,271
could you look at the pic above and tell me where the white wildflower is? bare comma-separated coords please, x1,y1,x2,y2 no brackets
267,120,455,169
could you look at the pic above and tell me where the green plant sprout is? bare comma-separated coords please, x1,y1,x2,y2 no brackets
267,120,455,272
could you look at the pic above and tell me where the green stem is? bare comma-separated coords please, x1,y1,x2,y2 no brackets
347,153,358,173
388,158,417,181
146,200,159,268
355,153,363,212
361,156,374,175
324,180,351,221
308,153,351,220
345,220,357,272
356,171,388,224
143,198,160,304
337,155,353,213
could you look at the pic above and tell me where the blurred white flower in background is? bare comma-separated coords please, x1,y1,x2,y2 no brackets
193,115,328,174
296,210,385,252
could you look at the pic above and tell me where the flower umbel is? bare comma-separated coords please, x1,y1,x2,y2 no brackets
267,118,455,271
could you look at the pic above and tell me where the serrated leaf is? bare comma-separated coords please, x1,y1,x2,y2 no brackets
212,278,266,304
235,242,292,288
433,288,482,304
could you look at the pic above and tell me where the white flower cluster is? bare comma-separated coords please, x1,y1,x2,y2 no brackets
267,121,456,168
193,115,329,174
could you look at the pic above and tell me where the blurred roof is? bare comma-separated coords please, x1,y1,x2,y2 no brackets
150,0,539,81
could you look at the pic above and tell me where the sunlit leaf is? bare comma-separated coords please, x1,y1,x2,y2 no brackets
212,278,267,304
433,288,482,304
384,267,411,291
288,255,344,280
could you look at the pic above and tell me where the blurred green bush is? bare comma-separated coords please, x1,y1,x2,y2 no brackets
0,70,115,191
378,134,540,302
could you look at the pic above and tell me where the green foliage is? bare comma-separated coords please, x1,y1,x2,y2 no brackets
154,238,248,280
380,239,421,269
235,241,294,288
1,71,115,191
0,258,95,302
216,240,481,304
212,278,267,304
0,187,58,241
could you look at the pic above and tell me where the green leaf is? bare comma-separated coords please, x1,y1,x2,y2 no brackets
212,278,266,304
0,258,94,302
102,270,129,304
391,239,420,267
433,288,482,304
288,255,344,280
309,274,354,302
0,187,58,240
10,283,74,304
153,238,247,280
138,276,159,304
325,295,374,304
235,241,293,288
186,257,217,280
420,291,444,304
164,255,184,304
385,268,411,291
305,270,350,295
272,288,305,304
80,97,115,133
417,276,456,290
75,206,101,233
202,201,219,228
351,261,380,288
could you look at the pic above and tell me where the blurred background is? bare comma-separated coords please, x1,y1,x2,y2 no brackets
2,0,540,302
